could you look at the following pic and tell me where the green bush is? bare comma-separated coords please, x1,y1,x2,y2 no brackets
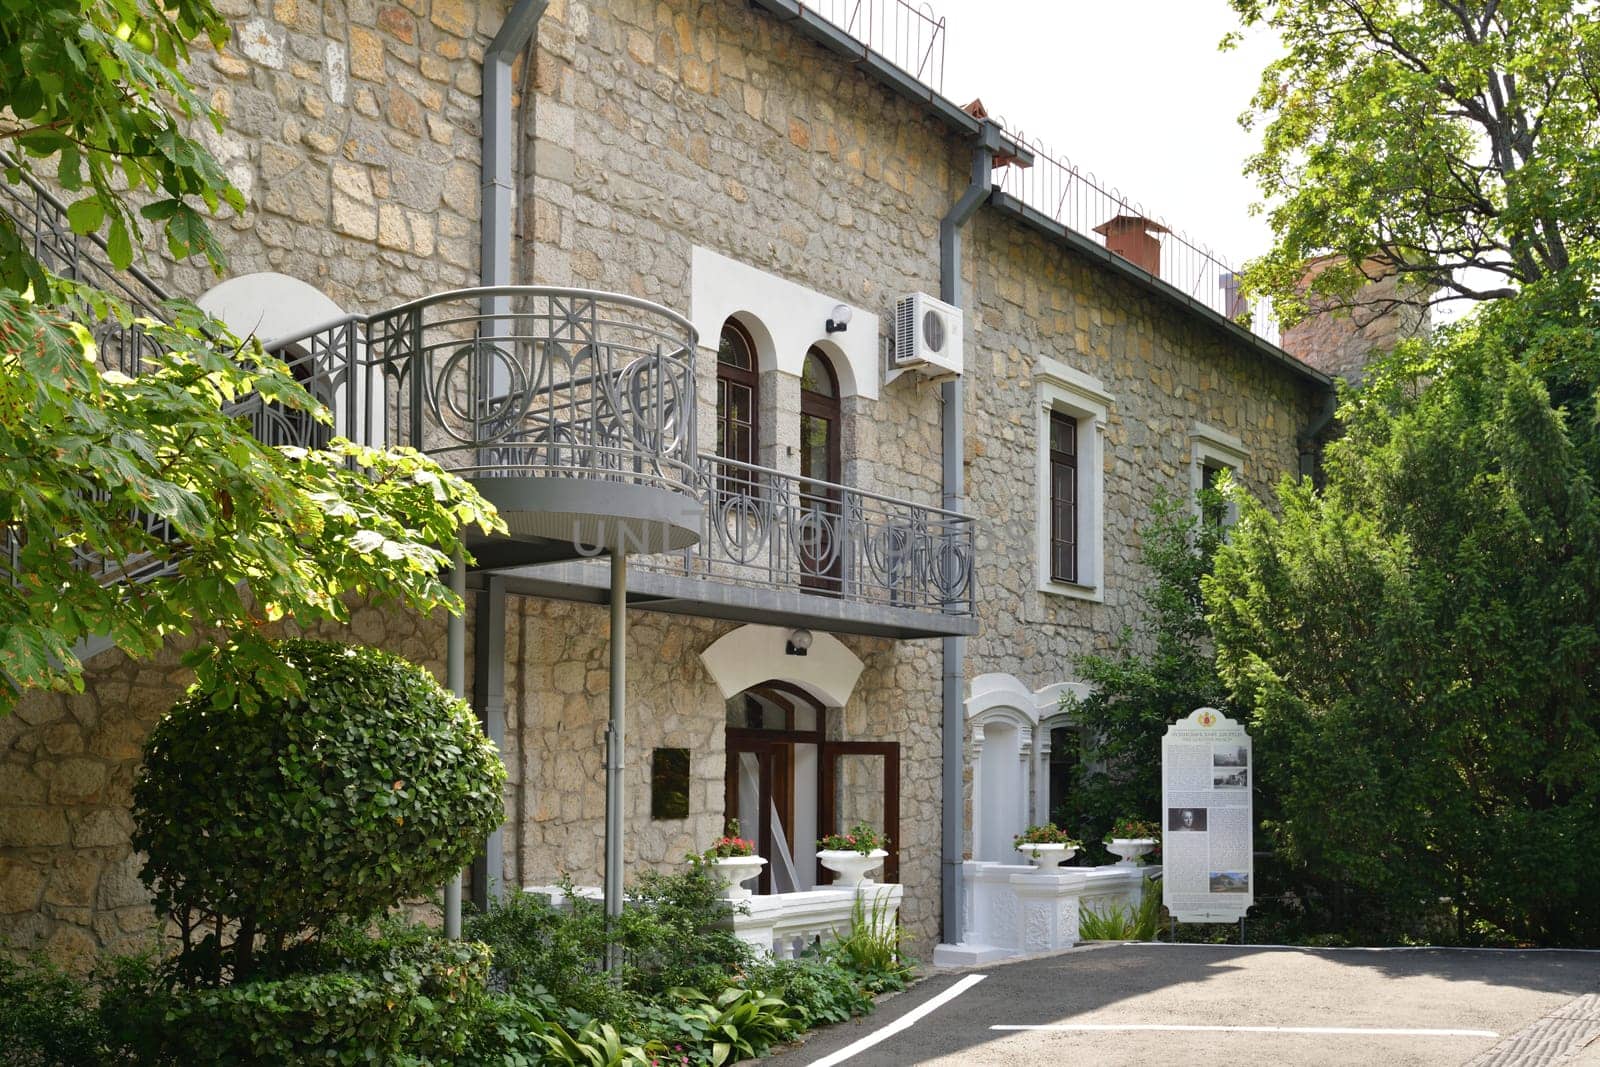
467,866,751,1012
101,931,493,1065
828,893,914,994
0,952,114,1066
1058,492,1228,856
742,954,873,1026
1208,320,1600,946
133,639,506,979
465,889,635,1020
1079,882,1162,941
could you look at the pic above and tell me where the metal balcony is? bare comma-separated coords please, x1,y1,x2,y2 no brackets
264,287,704,569
496,454,978,639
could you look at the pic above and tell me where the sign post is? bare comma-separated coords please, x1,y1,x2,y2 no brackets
1161,707,1253,926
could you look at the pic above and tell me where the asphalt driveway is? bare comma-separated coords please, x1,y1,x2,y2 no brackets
774,944,1600,1066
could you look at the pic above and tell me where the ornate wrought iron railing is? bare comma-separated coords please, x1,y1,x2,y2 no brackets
0,155,171,375
634,454,975,616
264,287,700,495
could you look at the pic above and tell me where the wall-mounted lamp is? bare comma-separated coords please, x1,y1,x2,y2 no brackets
785,628,813,657
825,304,852,334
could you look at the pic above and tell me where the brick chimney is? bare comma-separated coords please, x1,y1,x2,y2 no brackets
1279,256,1431,385
1093,214,1170,276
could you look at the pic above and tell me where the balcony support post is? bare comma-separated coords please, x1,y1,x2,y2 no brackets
471,576,508,911
603,551,628,974
444,546,467,939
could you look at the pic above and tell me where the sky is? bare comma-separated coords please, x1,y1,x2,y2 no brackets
923,0,1282,272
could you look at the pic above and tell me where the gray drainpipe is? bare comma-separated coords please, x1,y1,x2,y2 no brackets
938,121,999,946
1296,388,1337,482
483,0,548,299
446,0,548,936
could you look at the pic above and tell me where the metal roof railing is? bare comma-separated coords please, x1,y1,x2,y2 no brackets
799,0,946,92
994,135,1280,345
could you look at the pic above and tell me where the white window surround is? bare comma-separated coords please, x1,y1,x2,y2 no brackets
1189,422,1249,525
688,246,879,400
1035,357,1111,602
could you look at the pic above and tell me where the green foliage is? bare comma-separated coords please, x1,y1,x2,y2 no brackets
467,866,752,1013
828,892,914,995
1079,881,1163,941
0,284,503,713
817,820,888,853
1058,492,1228,853
0,0,242,292
0,951,113,1065
1205,306,1600,945
704,819,757,859
132,639,507,980
0,1,503,715
100,931,495,1065
741,954,874,1027
655,987,803,1067
1105,816,1161,843
1226,0,1600,314
1012,823,1081,849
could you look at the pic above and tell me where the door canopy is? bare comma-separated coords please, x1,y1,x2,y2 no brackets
700,624,864,708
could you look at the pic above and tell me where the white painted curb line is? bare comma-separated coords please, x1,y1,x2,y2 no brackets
807,974,988,1066
992,1023,1500,1038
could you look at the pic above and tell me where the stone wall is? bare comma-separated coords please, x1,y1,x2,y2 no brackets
963,210,1326,682
131,0,509,316
3,0,1337,969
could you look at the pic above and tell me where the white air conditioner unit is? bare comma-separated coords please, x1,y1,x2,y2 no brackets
890,292,963,381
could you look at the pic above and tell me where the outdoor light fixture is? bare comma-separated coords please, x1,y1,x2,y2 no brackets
825,304,852,334
785,628,813,656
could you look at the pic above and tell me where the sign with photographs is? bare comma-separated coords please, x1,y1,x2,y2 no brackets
1161,707,1253,923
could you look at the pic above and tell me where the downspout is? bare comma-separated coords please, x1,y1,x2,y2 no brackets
939,120,1000,947
443,0,548,937
483,0,548,298
1296,387,1337,483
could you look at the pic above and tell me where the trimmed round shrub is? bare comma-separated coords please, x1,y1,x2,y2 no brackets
133,639,505,966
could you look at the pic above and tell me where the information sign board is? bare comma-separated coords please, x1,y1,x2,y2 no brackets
1161,707,1253,923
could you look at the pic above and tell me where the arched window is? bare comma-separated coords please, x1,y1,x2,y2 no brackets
716,320,759,469
799,347,842,591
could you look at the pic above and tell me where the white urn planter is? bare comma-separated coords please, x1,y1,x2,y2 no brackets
712,855,767,900
818,849,888,886
1106,838,1157,866
1016,842,1077,872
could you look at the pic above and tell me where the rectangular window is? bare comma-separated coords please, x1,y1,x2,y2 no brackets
1049,411,1078,584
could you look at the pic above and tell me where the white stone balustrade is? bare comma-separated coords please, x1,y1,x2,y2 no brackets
933,862,1160,968
521,881,903,962
723,883,904,959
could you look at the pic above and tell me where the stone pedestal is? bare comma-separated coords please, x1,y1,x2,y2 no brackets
932,862,1161,968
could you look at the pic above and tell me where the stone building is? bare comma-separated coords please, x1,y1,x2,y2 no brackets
0,0,1335,968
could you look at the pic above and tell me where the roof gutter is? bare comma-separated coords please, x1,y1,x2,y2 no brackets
939,120,1000,949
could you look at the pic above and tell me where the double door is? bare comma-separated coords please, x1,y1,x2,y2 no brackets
724,730,899,893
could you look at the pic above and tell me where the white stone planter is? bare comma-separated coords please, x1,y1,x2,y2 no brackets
1016,842,1077,871
712,855,767,900
817,848,888,886
1106,838,1157,866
